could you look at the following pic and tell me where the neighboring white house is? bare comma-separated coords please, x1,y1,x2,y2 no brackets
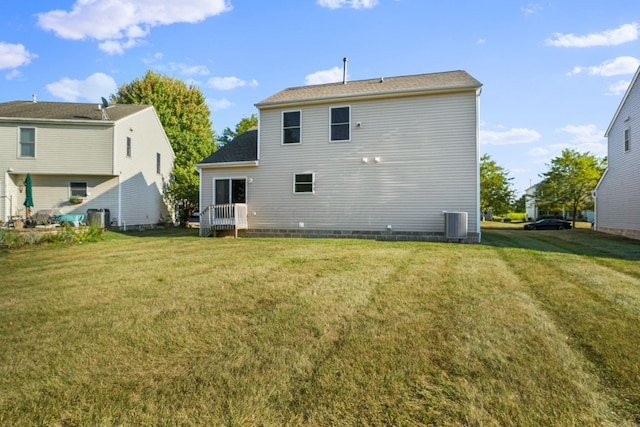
0,100,175,228
595,65,640,239
525,184,538,221
197,70,483,242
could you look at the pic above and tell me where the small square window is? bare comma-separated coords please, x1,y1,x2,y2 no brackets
283,111,301,144
294,173,314,194
330,106,350,142
70,182,87,197
624,128,631,152
19,127,35,158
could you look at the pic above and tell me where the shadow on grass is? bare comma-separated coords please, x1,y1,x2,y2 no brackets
105,226,200,240
481,228,640,261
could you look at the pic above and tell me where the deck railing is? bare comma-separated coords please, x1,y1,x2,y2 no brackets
199,203,248,238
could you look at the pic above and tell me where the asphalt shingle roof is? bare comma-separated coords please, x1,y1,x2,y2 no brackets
0,101,149,122
256,70,481,108
198,129,258,165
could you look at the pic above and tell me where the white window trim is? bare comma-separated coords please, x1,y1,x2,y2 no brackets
18,127,36,158
282,110,302,145
624,127,631,152
126,136,132,158
293,172,315,194
329,105,351,143
69,181,88,198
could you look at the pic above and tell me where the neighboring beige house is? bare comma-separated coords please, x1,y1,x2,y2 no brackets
595,65,640,239
0,100,175,229
197,70,482,242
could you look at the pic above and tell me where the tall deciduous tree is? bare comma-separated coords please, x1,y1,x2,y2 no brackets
536,149,606,227
217,114,258,146
113,71,215,222
480,154,515,216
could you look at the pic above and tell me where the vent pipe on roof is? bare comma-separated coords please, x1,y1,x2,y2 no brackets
342,57,348,84
32,94,37,103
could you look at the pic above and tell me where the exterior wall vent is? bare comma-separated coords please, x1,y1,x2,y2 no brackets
444,212,468,240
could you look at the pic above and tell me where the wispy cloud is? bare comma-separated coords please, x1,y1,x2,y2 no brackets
37,0,232,55
521,4,542,15
567,56,640,76
208,98,233,111
558,124,605,145
317,0,378,9
545,22,639,47
0,41,38,69
207,76,258,90
608,79,631,96
46,72,117,102
305,67,345,85
480,128,542,145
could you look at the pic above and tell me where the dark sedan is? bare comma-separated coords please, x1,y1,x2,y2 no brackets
524,219,572,230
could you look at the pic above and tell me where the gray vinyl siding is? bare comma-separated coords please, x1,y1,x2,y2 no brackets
201,91,479,234
0,123,114,175
597,78,640,234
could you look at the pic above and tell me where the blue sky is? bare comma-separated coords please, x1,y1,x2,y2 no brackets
2,1,639,195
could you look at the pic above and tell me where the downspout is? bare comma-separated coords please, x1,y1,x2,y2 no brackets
112,123,122,229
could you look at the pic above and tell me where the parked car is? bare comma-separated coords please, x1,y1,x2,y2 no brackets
524,219,572,230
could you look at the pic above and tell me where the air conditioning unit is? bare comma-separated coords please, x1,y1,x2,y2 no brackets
444,212,468,240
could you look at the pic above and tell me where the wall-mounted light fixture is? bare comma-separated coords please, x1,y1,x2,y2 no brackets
374,157,381,163
18,184,24,193
7,168,13,173
361,157,369,163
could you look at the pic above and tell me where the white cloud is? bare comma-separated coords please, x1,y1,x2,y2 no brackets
545,22,639,47
0,42,38,69
208,98,233,111
476,39,486,45
558,124,605,145
568,56,640,77
37,0,232,55
5,69,21,80
317,0,378,9
46,72,117,102
142,52,164,64
480,128,542,145
166,63,210,76
608,79,630,95
305,67,345,85
521,4,542,15
207,76,258,90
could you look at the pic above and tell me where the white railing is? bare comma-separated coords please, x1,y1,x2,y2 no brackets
199,203,248,238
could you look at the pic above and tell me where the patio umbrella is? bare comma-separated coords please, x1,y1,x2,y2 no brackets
23,173,33,219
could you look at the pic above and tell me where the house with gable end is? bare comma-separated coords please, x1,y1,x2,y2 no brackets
0,99,175,228
595,65,640,239
197,70,482,242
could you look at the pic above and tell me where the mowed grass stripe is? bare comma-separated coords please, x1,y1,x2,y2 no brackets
490,234,640,422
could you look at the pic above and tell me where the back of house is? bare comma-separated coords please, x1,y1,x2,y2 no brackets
198,70,482,242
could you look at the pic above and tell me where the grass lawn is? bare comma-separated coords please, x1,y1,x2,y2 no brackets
1,227,640,425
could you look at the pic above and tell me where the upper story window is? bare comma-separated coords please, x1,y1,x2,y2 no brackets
624,128,631,152
330,106,350,142
70,182,88,197
126,137,132,158
156,153,161,174
19,127,36,158
283,111,301,144
294,173,314,194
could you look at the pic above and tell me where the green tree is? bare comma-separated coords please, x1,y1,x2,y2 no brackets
536,149,606,227
480,154,516,216
113,71,215,222
217,114,258,146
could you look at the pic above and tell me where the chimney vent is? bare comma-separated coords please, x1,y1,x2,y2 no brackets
342,57,348,84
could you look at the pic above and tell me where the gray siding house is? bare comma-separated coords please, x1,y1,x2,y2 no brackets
197,70,482,242
595,65,640,239
0,100,175,228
